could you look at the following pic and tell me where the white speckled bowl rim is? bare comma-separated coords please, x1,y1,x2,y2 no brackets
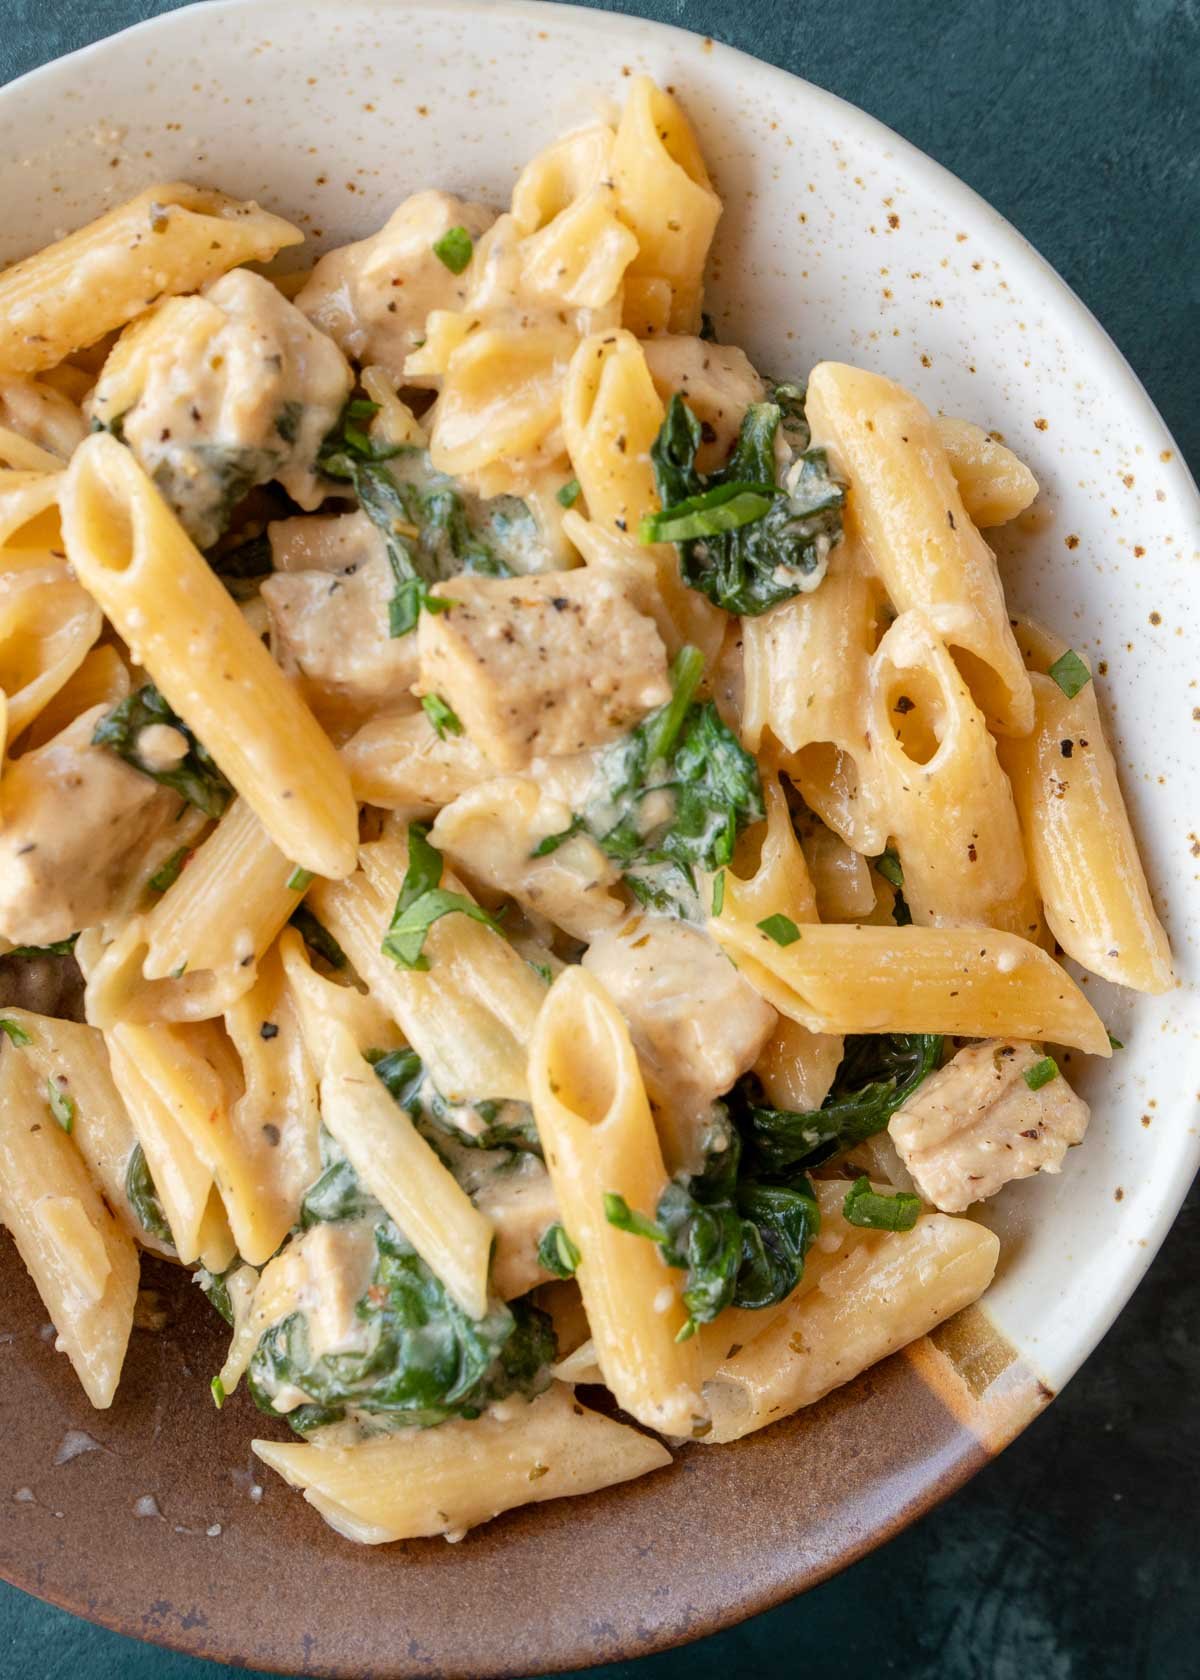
0,0,1196,1657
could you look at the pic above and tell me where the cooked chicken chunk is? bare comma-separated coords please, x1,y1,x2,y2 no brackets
417,570,669,770
431,774,625,941
583,916,777,1173
640,336,765,469
263,511,419,725
473,1153,560,1301
888,1038,1090,1214
90,268,352,548
0,704,180,945
295,191,495,384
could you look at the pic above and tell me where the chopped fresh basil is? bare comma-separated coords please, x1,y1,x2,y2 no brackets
757,913,801,947
0,1018,32,1046
646,391,844,615
735,1033,943,1175
381,823,504,972
210,1375,226,1409
1023,1055,1059,1091
421,693,463,739
247,1216,555,1436
289,905,346,969
286,866,314,892
537,1223,581,1279
93,685,232,819
126,1142,175,1247
842,1175,921,1231
1047,648,1092,699
47,1076,74,1133
555,477,581,508
528,958,553,986
1107,1031,1124,1051
148,847,191,893
432,226,474,274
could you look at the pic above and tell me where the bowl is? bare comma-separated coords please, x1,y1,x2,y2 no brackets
1,2,1197,1674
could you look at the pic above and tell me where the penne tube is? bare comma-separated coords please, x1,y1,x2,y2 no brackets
867,609,1041,937
936,416,1039,528
60,433,358,878
141,798,299,980
998,620,1173,993
712,876,1111,1054
701,1181,999,1442
319,1022,494,1319
529,966,706,1437
253,1383,671,1544
612,78,721,333
0,184,302,375
562,330,663,534
313,833,545,1104
806,362,1033,737
0,1039,139,1407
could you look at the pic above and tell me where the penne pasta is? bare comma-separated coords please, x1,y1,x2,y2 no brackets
0,184,302,375
60,434,358,878
529,966,706,1437
253,1382,670,1544
0,1038,139,1406
806,362,1034,737
998,620,1173,992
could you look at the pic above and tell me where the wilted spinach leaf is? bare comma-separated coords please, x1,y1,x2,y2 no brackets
93,685,232,819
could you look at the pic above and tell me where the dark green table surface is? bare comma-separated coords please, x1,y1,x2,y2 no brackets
1,3,1197,1677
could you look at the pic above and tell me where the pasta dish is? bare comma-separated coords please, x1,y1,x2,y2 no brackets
0,77,1173,1546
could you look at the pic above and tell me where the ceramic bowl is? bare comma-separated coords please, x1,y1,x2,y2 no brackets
1,3,1196,1674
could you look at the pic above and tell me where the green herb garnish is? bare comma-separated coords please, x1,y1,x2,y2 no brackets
210,1375,226,1409
286,867,314,892
537,1224,581,1279
126,1142,174,1247
1023,1056,1059,1091
556,478,581,508
757,913,801,947
382,823,505,972
0,1018,32,1046
421,693,464,739
432,226,474,275
47,1077,74,1133
1047,649,1092,700
603,1192,669,1244
711,870,726,917
842,1175,921,1231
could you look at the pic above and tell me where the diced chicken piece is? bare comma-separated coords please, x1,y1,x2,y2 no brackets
0,704,180,945
888,1038,1090,1214
417,571,669,770
91,268,352,548
295,191,495,384
583,917,777,1174
473,1154,560,1301
640,336,765,470
431,775,625,941
262,511,418,725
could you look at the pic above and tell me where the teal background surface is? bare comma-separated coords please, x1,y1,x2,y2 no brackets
1,2,1197,1677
